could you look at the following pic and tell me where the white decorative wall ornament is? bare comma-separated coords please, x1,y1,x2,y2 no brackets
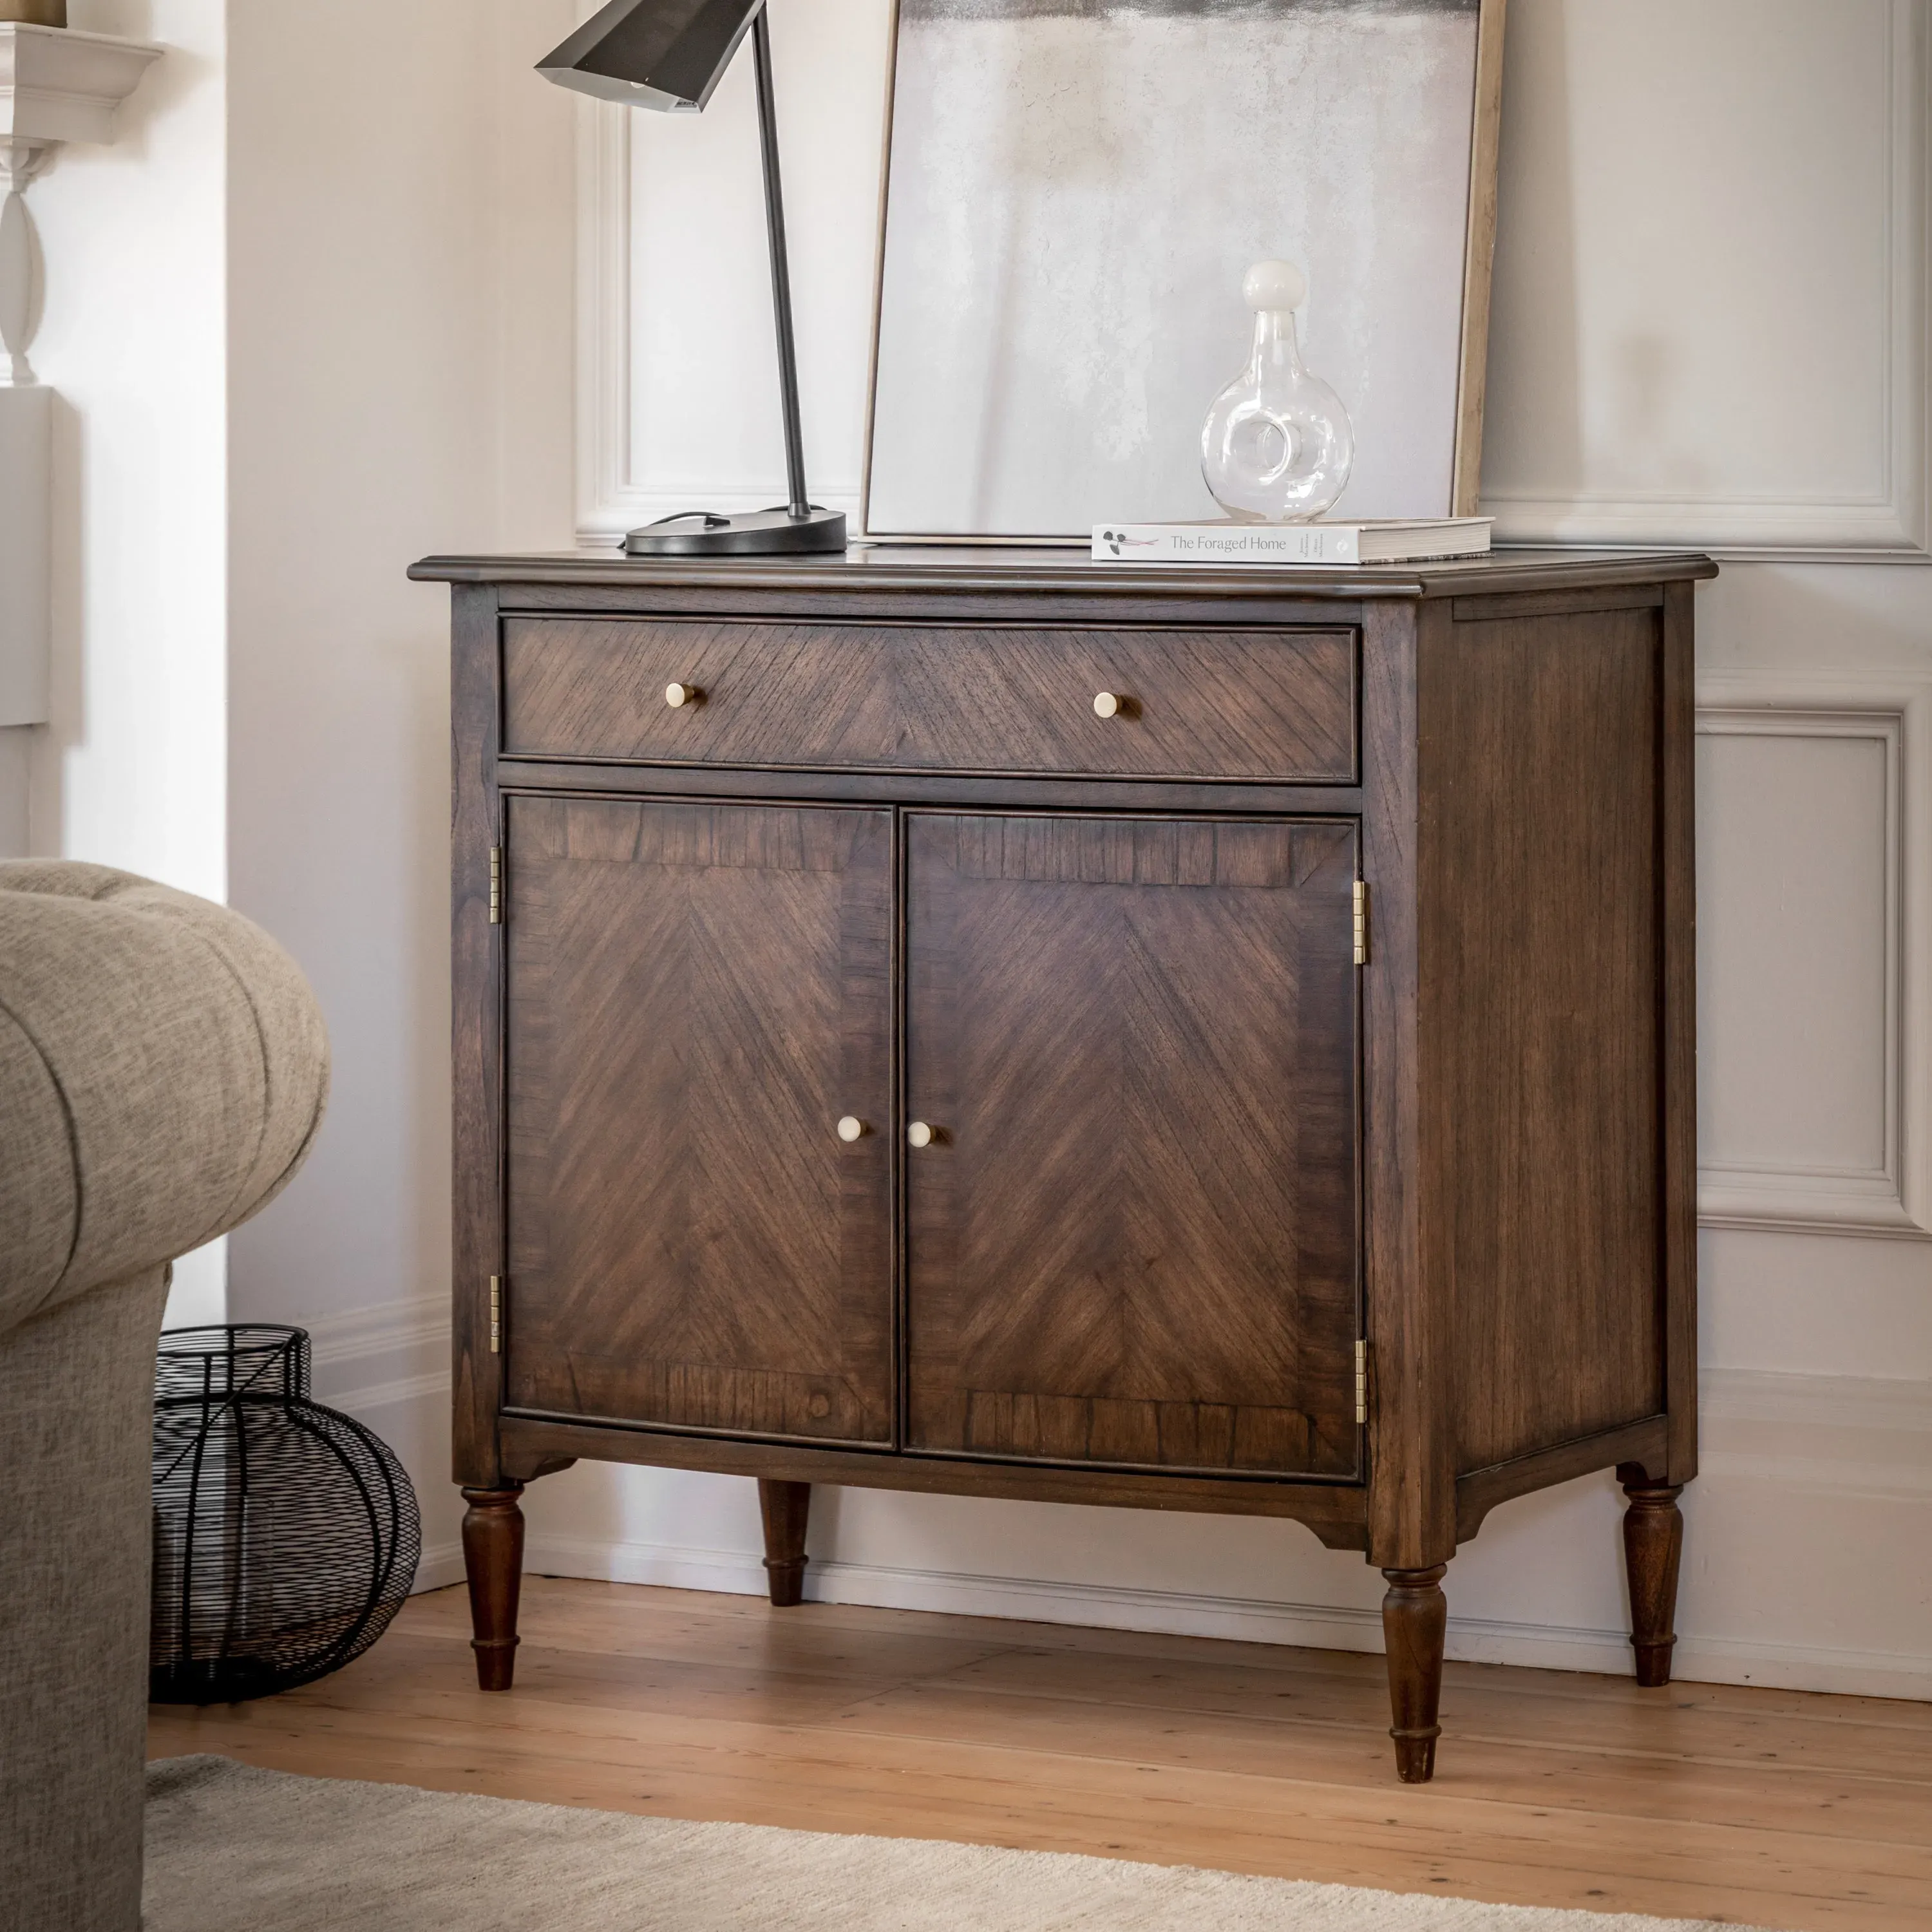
0,21,160,730
1696,672,1932,1238
0,23,162,381
0,138,44,386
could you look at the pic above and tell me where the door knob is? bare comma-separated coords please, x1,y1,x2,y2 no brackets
665,681,699,708
837,1116,868,1142
907,1121,938,1149
1092,690,1124,718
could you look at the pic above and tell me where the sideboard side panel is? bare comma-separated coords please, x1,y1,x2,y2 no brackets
1425,598,1669,1476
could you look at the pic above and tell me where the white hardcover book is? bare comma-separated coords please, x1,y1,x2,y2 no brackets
1091,517,1493,566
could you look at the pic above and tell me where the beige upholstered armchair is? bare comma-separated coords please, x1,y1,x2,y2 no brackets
0,863,329,1932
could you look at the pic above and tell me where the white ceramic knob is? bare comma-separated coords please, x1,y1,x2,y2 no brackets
1243,259,1308,312
665,681,697,708
1093,691,1123,719
837,1116,866,1142
907,1121,936,1149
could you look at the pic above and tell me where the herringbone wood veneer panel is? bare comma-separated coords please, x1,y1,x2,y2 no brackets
501,618,1357,783
503,797,893,1444
905,813,1360,1477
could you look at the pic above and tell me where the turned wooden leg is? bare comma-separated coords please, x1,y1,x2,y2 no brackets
461,1484,526,1690
1620,1469,1685,1689
1381,1564,1448,1784
757,1478,811,1607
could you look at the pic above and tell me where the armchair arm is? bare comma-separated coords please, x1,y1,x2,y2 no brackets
0,863,329,1336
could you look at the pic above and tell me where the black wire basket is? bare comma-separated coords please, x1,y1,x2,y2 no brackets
149,1323,421,1703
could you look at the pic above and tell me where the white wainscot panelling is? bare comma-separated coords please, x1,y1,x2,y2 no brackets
1482,0,1929,556
579,0,891,541
1696,674,1932,1236
584,0,1931,556
1680,1367,1932,1695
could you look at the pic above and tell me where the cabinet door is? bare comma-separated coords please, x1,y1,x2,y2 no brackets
502,796,893,1446
906,813,1360,1479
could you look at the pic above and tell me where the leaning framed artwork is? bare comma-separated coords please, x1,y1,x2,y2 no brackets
860,0,1507,542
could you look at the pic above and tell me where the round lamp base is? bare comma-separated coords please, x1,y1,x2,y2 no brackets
623,506,847,557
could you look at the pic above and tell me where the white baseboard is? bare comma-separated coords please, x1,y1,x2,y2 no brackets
304,1299,1932,1704
520,1530,1614,1667
506,1368,1932,1700
513,1530,1932,1702
413,1539,466,1594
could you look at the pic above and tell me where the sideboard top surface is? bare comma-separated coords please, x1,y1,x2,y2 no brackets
410,545,1718,604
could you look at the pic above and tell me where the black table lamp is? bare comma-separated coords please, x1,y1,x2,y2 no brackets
538,0,846,556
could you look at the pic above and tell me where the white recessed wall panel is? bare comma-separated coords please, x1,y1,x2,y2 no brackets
1696,671,1932,1237
1483,0,1927,552
544,9,1932,1700
1697,725,1889,1175
587,0,1931,551
585,0,889,536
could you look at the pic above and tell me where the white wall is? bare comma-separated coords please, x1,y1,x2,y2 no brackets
21,0,229,1323
0,728,28,854
578,0,887,539
26,0,1926,1698
220,0,574,1564
511,0,1932,1700
26,0,227,895
4,4,574,1387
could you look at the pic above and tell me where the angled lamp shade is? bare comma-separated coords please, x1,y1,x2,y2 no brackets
536,0,755,111
538,0,846,555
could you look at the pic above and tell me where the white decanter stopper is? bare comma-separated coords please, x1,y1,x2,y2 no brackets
1242,260,1308,312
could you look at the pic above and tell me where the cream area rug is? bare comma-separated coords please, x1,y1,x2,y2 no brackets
146,1756,1768,1932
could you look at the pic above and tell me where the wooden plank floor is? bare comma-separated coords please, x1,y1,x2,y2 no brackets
147,1577,1929,1931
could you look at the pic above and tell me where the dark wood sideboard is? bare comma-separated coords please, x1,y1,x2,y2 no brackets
412,545,1714,1783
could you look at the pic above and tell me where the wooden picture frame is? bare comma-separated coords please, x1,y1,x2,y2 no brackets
860,0,1508,544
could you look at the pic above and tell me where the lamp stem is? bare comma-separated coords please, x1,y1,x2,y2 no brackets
751,5,810,520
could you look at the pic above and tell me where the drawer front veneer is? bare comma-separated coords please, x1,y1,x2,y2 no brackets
501,618,1358,783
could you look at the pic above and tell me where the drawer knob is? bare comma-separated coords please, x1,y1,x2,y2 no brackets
665,681,699,708
837,1115,868,1142
1093,690,1124,719
907,1121,938,1149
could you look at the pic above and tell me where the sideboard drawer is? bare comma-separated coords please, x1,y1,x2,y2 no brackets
500,618,1358,783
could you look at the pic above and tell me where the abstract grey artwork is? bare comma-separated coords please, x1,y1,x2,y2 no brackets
864,0,1493,538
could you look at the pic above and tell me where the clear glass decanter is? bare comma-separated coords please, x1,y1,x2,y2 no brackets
1200,261,1354,523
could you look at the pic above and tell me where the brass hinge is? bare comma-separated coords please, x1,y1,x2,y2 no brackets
1352,879,1369,966
489,1275,502,1354
488,846,503,925
1354,1339,1368,1425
